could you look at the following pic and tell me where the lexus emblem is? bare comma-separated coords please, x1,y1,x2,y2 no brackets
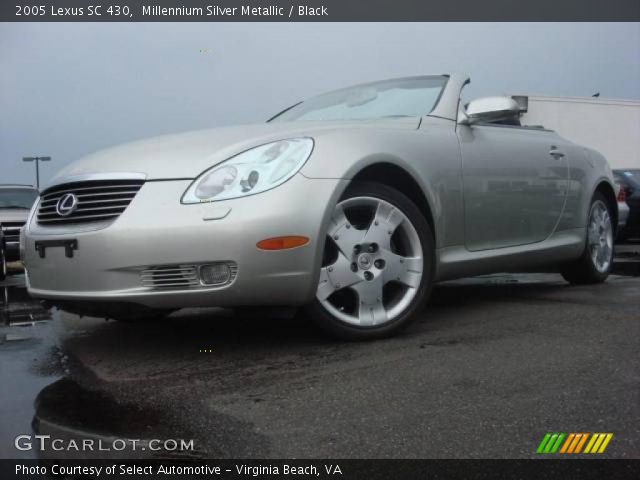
56,193,78,217
357,253,373,270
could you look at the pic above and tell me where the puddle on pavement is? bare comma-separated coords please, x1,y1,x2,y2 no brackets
1,277,204,461
31,378,197,460
0,279,59,459
34,378,162,437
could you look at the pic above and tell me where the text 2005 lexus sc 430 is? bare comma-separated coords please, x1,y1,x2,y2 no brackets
22,74,617,339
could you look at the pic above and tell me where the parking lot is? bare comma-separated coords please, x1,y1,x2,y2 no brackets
1,249,639,460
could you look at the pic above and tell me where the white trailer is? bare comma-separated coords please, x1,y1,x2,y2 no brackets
516,95,640,170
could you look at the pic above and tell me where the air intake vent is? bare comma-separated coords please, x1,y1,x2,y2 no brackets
141,263,238,290
141,265,201,289
37,180,144,225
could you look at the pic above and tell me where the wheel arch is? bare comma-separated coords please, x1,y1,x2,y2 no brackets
348,162,436,242
308,160,438,305
594,180,618,232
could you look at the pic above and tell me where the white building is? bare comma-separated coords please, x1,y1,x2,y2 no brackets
517,95,640,170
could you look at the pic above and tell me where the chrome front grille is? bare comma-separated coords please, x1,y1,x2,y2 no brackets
1,222,24,244
141,263,238,290
37,180,144,225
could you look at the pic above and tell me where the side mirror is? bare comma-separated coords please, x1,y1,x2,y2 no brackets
459,96,521,125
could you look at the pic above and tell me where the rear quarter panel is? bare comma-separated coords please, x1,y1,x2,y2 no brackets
561,144,615,231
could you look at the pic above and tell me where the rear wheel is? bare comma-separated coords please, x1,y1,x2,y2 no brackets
561,192,614,284
306,182,434,340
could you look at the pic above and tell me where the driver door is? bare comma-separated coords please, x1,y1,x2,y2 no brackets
457,123,569,251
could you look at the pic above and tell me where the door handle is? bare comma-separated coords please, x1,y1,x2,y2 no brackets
549,147,565,159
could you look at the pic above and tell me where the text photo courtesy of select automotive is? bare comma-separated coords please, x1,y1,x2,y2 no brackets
1,20,639,470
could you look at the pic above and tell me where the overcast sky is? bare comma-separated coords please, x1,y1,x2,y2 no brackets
1,22,639,186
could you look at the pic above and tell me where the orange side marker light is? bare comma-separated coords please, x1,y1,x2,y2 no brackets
257,236,310,250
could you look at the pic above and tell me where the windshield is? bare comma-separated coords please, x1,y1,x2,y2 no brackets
270,76,448,122
0,188,38,209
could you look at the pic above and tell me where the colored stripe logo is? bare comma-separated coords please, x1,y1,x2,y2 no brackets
537,433,613,454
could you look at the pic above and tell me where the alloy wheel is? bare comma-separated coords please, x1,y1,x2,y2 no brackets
316,196,424,326
587,200,613,273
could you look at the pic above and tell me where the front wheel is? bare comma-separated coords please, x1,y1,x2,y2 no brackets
561,192,614,284
306,182,434,340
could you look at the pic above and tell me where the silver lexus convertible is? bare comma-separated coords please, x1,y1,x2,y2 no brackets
23,74,617,339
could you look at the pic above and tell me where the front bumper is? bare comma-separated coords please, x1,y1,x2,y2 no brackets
24,174,346,308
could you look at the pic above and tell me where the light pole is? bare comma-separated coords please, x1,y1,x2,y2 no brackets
22,156,51,190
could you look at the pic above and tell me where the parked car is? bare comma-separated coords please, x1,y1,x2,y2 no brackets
616,182,630,239
0,185,38,263
613,169,640,241
22,74,617,339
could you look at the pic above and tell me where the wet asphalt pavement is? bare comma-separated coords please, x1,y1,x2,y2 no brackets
0,256,639,460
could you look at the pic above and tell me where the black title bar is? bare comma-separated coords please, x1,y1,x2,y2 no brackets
3,459,640,480
1,0,640,22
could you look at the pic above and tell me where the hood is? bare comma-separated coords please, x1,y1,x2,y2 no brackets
47,118,419,187
0,208,30,224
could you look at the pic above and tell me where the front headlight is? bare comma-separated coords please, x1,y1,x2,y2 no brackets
182,138,314,203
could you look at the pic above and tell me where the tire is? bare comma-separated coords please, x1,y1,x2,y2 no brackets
561,192,614,284
305,181,435,340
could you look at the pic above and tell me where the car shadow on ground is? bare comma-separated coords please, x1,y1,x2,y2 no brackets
61,275,566,342
52,273,577,382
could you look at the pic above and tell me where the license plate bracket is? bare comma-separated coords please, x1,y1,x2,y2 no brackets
35,239,78,259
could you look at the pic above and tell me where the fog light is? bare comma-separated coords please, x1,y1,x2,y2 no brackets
199,263,233,286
